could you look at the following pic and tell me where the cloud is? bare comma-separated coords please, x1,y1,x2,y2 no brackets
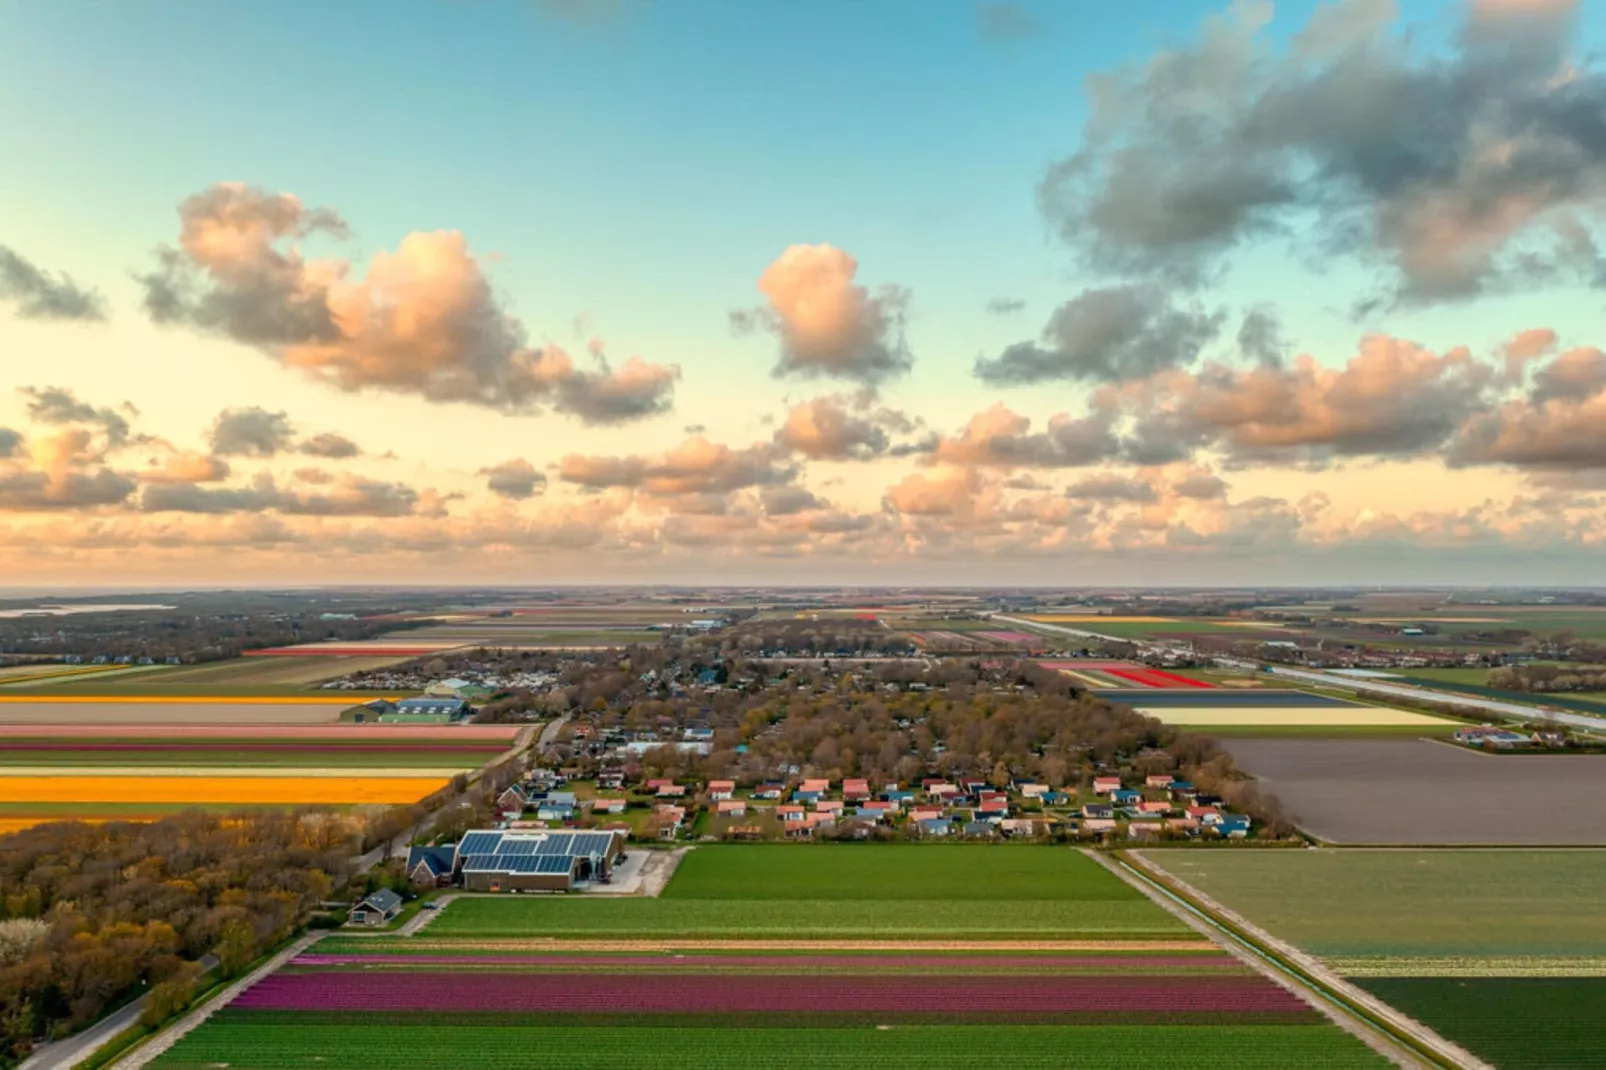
560,436,796,497
1039,0,1606,301
298,432,360,459
1123,334,1497,466
142,452,231,485
932,403,1122,468
759,486,828,516
975,1,1046,41
883,468,985,517
141,183,679,421
974,285,1224,384
985,296,1026,315
1064,474,1157,502
1172,469,1230,500
0,470,135,511
1450,346,1606,468
140,473,420,516
773,394,918,460
735,244,912,385
480,458,547,500
209,407,295,457
1236,307,1289,367
19,387,133,448
0,429,20,459
0,245,108,322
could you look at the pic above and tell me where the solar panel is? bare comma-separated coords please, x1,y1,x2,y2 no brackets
459,831,503,856
460,853,501,873
535,854,573,874
498,838,539,856
534,833,576,856
572,832,614,857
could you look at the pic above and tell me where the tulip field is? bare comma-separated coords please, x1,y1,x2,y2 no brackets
151,847,1387,1069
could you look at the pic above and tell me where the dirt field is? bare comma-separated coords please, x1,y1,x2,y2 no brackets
133,656,414,687
0,702,347,725
1225,738,1606,845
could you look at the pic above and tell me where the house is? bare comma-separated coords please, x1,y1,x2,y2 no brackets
792,790,822,804
589,797,628,815
1081,803,1113,820
645,778,674,792
349,888,403,926
682,727,715,742
800,778,831,794
778,805,807,823
726,824,764,841
1216,816,1252,839
1187,806,1223,826
1145,774,1176,788
842,778,870,801
977,797,1009,817
754,781,785,800
962,820,996,838
596,771,626,790
1137,801,1171,815
716,799,748,817
707,780,736,801
655,806,686,840
1081,818,1118,835
1111,789,1142,806
405,845,457,887
656,784,687,798
496,784,528,813
1092,776,1122,795
883,789,914,805
918,818,952,837
1000,818,1040,837
1017,783,1049,798
815,799,844,814
909,806,945,823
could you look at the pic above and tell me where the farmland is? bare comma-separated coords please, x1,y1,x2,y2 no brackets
1219,738,1606,844
1091,686,1458,732
1141,849,1606,1069
150,846,1385,1068
0,722,519,833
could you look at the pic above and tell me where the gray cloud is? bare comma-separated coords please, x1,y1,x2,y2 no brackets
1064,474,1156,502
1172,470,1230,499
0,245,108,322
0,429,21,459
0,470,135,511
140,474,419,516
772,394,919,461
985,296,1026,315
561,438,795,496
760,486,827,516
20,386,133,448
209,407,295,458
1237,307,1289,367
1039,0,1606,302
480,458,548,500
976,1,1046,41
933,404,1123,468
297,432,361,459
974,285,1224,384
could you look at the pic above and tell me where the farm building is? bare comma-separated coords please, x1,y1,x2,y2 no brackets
405,845,457,887
454,829,626,892
349,889,403,926
380,697,470,723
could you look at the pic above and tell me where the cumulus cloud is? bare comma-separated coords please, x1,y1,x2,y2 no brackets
1237,307,1289,367
760,485,828,516
1451,345,1606,468
208,407,295,458
735,244,912,385
883,468,985,517
560,436,796,497
976,1,1046,41
0,470,135,511
140,473,420,516
975,285,1224,384
931,403,1122,468
1064,474,1157,502
0,245,108,322
1172,469,1230,500
772,394,919,460
298,432,360,459
480,458,547,500
142,452,232,485
0,429,20,459
141,183,679,421
20,387,133,448
1039,0,1606,301
1122,334,1497,466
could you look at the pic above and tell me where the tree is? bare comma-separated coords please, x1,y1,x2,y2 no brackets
215,919,256,979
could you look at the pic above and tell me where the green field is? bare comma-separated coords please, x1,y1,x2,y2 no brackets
426,896,1182,940
662,845,1142,901
1355,978,1606,1069
1144,850,1606,958
1393,667,1489,684
151,1023,1386,1070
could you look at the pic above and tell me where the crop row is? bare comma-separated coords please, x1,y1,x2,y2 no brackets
292,953,1243,969
151,1023,1390,1070
233,972,1310,1013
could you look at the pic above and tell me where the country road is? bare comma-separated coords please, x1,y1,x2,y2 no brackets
18,956,216,1070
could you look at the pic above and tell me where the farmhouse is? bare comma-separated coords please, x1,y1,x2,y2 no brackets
455,828,626,892
405,845,457,887
349,888,403,926
707,780,736,801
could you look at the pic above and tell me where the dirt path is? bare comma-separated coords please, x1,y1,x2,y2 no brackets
113,933,325,1070
1120,850,1490,1070
637,846,689,896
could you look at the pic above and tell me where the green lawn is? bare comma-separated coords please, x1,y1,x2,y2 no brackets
1396,667,1489,685
661,845,1143,901
1355,977,1606,1069
1144,850,1606,958
151,1024,1387,1069
426,896,1184,940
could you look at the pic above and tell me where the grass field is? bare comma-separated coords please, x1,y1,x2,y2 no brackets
1354,977,1606,1069
151,1023,1386,1069
153,845,1380,1069
661,845,1142,901
1143,850,1606,959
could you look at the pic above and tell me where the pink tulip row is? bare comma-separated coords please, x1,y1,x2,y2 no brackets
294,954,1240,969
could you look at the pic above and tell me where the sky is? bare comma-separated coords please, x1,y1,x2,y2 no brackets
2,0,1606,586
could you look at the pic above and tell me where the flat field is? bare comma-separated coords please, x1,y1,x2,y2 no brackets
1352,978,1606,1068
1142,849,1606,962
1095,688,1455,731
1222,738,1606,844
152,845,1382,1069
0,699,351,724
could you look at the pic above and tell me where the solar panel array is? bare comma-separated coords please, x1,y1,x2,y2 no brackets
459,831,503,856
451,828,620,883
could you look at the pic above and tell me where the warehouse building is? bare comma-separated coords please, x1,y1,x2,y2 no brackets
453,829,626,892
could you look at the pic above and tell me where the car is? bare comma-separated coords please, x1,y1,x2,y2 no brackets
420,902,439,911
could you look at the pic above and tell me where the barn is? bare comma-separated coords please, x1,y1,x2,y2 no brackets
454,829,626,893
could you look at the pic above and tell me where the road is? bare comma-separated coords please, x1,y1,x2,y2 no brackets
1262,665,1606,733
18,956,217,1070
536,713,571,752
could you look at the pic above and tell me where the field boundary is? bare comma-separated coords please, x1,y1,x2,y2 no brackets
1119,850,1490,1070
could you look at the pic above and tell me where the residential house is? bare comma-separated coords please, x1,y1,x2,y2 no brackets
815,800,844,814
842,778,870,801
1081,803,1113,820
962,820,996,838
496,784,528,814
707,780,736,801
977,797,1009,818
778,805,807,824
918,818,952,837
1092,776,1122,795
1187,806,1223,826
656,784,687,799
405,846,457,888
1081,818,1118,835
753,782,785,800
800,778,831,794
1111,789,1142,806
589,797,628,815
716,799,748,818
349,889,403,926
1145,774,1176,789
655,805,687,840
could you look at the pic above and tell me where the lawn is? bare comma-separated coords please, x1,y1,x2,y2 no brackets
1143,850,1606,958
150,1023,1387,1069
661,845,1143,901
1354,977,1606,1069
425,897,1184,940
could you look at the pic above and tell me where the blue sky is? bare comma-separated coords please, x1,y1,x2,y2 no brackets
2,0,1605,583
